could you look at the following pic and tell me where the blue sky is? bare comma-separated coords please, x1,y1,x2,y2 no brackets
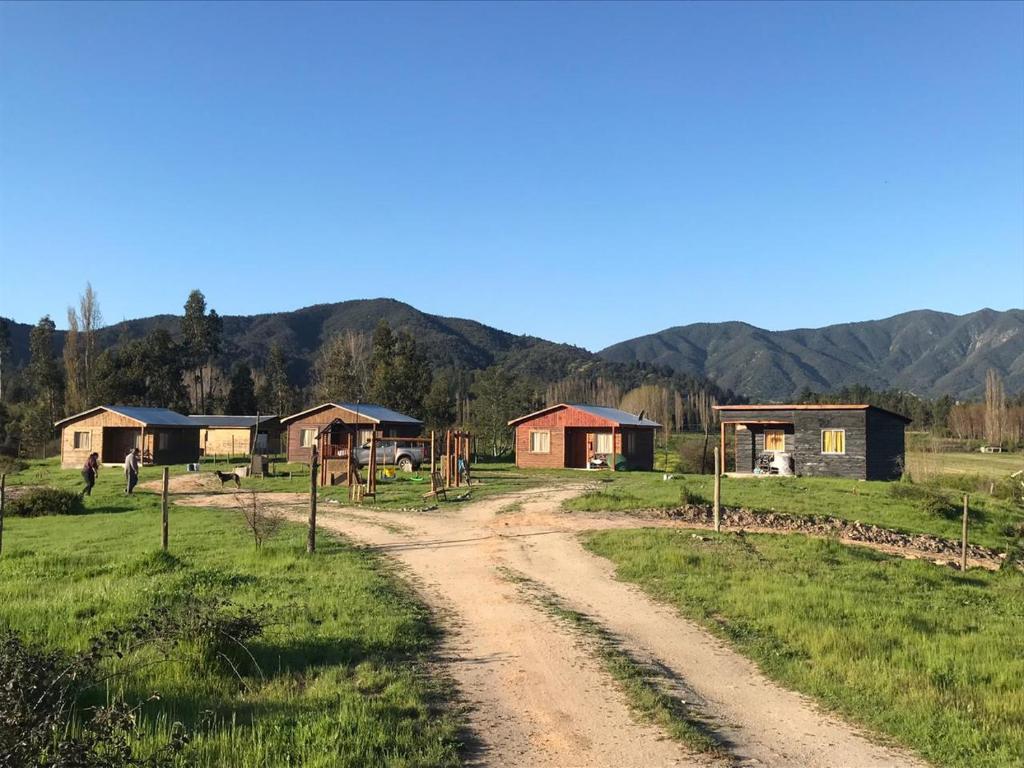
1,1,1022,350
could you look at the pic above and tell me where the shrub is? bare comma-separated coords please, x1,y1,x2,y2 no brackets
679,482,707,507
0,455,27,475
6,487,85,517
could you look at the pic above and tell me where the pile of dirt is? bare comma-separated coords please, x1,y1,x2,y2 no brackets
139,472,226,494
661,504,1007,567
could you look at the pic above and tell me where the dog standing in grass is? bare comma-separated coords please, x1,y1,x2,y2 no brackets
214,470,242,488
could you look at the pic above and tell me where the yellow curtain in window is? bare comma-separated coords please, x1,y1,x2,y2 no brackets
764,430,785,451
822,430,845,453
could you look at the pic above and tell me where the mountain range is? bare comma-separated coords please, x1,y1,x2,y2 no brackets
600,308,1024,400
5,302,1022,401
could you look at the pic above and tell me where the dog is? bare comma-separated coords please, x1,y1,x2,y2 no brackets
214,470,241,488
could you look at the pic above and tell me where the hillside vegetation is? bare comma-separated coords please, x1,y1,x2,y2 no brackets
599,308,1024,400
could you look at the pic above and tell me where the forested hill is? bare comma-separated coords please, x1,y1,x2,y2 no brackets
2,297,729,397
598,308,1024,400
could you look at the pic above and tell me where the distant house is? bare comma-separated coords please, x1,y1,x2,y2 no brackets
189,415,283,457
280,403,423,464
712,404,910,480
508,403,661,471
55,405,200,468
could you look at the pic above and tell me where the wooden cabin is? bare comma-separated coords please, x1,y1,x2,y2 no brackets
189,415,283,457
508,403,661,471
280,403,423,464
55,405,200,468
713,404,910,480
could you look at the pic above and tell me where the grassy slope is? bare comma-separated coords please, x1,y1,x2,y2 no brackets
584,528,1024,768
0,465,461,767
565,471,1024,550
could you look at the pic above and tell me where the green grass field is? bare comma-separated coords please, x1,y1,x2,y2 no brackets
0,465,462,767
584,528,1024,768
565,470,1024,551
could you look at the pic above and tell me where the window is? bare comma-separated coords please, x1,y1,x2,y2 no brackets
821,429,846,454
529,430,550,453
157,432,170,450
624,431,636,455
764,430,785,452
593,433,613,454
72,431,91,450
300,428,317,448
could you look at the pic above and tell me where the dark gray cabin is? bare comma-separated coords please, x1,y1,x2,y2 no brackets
712,404,910,481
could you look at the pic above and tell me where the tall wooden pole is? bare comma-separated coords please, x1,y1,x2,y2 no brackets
161,467,169,551
430,431,436,493
961,494,969,571
713,447,721,532
308,448,318,554
0,473,6,557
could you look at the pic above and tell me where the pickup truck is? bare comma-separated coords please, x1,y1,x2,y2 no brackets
352,440,424,472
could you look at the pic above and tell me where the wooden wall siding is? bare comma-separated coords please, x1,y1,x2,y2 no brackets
515,407,621,429
734,427,754,472
515,425,567,469
60,410,146,468
513,423,656,470
723,408,868,479
201,428,252,456
285,406,421,464
865,410,907,480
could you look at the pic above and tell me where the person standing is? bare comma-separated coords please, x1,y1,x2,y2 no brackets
81,452,99,497
124,447,141,495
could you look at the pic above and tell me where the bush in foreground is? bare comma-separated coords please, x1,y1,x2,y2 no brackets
6,487,85,517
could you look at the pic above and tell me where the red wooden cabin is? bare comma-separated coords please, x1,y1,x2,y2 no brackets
508,403,660,471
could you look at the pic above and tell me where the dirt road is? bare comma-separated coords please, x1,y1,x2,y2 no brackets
187,486,929,768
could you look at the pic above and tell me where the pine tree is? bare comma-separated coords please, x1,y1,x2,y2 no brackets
227,363,258,414
28,316,63,422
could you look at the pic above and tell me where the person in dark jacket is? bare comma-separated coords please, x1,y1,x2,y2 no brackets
81,452,99,497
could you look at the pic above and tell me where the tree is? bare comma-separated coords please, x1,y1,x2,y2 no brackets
692,389,717,474
423,370,457,430
226,363,258,414
78,282,102,403
19,398,54,458
92,330,189,410
470,365,539,456
63,307,84,414
0,317,10,401
181,290,222,413
257,343,295,416
313,333,366,403
27,316,63,423
368,322,431,416
984,369,1007,447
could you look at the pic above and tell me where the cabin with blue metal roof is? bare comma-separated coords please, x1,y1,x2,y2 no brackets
508,403,661,471
55,405,201,468
280,402,423,464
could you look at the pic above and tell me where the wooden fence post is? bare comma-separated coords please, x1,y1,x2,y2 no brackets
308,450,318,554
713,447,721,533
0,473,5,557
961,494,969,571
161,467,169,551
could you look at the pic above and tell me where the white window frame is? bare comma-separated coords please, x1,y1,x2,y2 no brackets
300,428,317,448
529,430,551,454
73,431,91,450
821,428,846,455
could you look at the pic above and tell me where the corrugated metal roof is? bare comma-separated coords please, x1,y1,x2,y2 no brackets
105,406,198,427
508,403,661,428
189,415,279,428
280,402,422,425
334,403,422,424
714,404,912,423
